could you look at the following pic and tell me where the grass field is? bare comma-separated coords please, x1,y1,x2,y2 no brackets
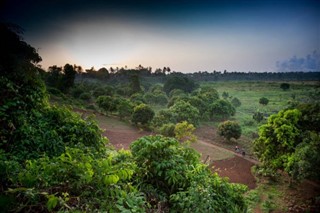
201,81,319,137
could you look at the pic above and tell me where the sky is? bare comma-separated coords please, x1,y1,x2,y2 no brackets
1,0,319,73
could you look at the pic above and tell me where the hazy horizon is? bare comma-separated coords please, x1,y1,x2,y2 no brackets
1,0,319,73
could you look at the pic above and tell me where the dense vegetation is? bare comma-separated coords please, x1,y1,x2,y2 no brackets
0,23,248,212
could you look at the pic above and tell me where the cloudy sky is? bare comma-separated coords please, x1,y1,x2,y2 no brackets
1,0,319,72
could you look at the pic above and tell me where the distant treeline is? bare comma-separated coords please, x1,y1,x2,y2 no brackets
77,67,320,83
184,71,320,82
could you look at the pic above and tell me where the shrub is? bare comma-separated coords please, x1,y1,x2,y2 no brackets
152,110,177,128
130,135,248,212
174,121,197,143
169,100,200,126
79,92,91,101
280,83,290,91
218,120,242,141
159,123,176,137
253,111,264,123
231,97,242,108
96,95,118,114
259,97,269,105
210,99,236,120
131,104,155,125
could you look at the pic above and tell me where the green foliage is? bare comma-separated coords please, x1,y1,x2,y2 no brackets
152,109,177,128
169,88,186,98
174,121,197,143
130,74,142,94
70,85,85,98
144,91,168,105
117,98,135,119
285,132,320,180
198,86,220,104
3,147,144,212
130,135,247,212
253,109,302,176
210,99,236,120
130,92,146,104
131,103,155,125
169,100,200,126
159,123,176,137
164,76,198,95
231,97,242,108
79,92,91,101
218,120,242,141
222,91,229,99
259,97,269,105
253,111,264,123
46,64,76,92
280,83,290,91
96,95,118,114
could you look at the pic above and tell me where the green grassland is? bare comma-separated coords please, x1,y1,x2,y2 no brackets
201,81,319,136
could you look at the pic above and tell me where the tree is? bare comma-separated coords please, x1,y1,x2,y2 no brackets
231,97,241,108
174,121,197,143
62,63,76,92
131,103,155,125
210,99,236,120
218,121,242,141
253,111,264,123
130,74,142,94
280,83,290,91
169,100,200,126
96,95,119,114
253,109,302,176
259,97,269,105
254,104,320,181
159,123,176,137
152,109,177,128
222,91,229,99
163,76,198,95
130,135,247,212
117,98,134,119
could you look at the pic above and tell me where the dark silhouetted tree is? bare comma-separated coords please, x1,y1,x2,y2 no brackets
259,97,269,105
280,83,290,91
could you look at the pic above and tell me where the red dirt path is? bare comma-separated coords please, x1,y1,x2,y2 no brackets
74,108,256,188
75,109,320,212
211,156,256,189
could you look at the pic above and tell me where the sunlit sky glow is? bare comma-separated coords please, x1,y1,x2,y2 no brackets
1,0,319,72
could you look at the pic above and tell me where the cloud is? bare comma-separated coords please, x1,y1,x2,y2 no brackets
276,51,320,72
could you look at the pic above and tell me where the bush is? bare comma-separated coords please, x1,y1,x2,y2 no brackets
253,111,264,123
79,92,91,101
117,98,134,119
70,86,85,98
164,76,198,95
174,121,197,143
280,83,290,91
131,104,155,125
210,99,236,120
152,109,177,128
231,97,241,108
159,123,176,137
259,97,269,105
130,135,248,212
169,100,200,126
96,95,118,114
218,120,242,141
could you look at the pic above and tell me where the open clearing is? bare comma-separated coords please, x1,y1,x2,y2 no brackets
76,109,257,189
75,108,320,212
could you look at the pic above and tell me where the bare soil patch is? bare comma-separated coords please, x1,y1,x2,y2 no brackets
211,156,257,189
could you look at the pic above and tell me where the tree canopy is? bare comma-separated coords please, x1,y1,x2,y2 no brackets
163,75,198,95
253,107,320,180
